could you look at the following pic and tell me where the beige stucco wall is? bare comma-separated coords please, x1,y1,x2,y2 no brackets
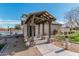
44,23,49,35
51,24,61,34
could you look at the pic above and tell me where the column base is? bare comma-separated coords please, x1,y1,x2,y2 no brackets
47,39,50,43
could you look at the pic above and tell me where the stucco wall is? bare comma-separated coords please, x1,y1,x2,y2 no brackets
44,23,49,35
51,24,61,34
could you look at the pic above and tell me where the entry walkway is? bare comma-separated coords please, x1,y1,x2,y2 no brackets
36,43,79,56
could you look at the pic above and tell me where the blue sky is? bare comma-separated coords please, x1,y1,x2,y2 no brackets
0,3,79,28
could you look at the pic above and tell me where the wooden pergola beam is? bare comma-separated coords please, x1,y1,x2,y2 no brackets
34,17,51,24
25,15,33,24
34,17,44,23
24,11,55,25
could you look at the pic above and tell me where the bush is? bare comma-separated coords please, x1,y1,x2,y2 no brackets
55,35,65,41
0,44,5,50
68,33,79,43
54,32,79,44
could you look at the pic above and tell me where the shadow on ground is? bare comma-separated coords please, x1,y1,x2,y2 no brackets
11,37,28,53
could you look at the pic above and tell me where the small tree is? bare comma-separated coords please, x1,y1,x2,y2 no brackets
64,7,79,33
15,24,21,30
64,7,79,25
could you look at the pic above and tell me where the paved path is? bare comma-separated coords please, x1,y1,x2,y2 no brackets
0,37,27,56
0,38,14,56
36,43,79,56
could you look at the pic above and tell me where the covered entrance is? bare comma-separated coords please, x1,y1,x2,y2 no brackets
21,11,56,46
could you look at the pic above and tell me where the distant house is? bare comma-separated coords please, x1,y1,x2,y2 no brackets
61,19,79,35
0,28,8,31
21,11,61,46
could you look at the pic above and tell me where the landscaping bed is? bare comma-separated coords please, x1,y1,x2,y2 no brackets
51,34,79,53
52,40,79,53
52,32,79,44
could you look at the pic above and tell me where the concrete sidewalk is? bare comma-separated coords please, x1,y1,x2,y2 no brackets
36,43,79,56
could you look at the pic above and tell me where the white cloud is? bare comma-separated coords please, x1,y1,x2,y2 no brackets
56,18,67,24
0,19,21,24
0,18,21,28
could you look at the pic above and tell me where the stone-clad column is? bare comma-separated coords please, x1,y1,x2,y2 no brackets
40,24,43,36
38,24,40,37
35,25,38,36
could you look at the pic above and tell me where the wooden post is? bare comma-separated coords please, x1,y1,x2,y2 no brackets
9,28,11,35
64,35,68,50
42,23,44,39
27,25,30,38
23,26,24,36
47,22,51,43
42,23,44,36
31,15,35,46
8,26,9,31
38,24,40,37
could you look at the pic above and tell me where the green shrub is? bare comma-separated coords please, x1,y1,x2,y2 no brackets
68,32,79,43
54,32,79,44
55,35,65,41
0,44,5,50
